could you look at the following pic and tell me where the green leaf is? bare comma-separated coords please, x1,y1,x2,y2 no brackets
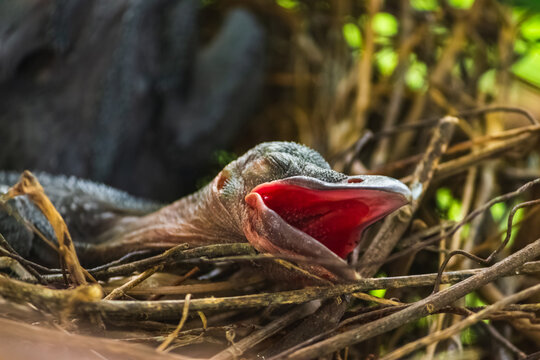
512,207,525,224
466,292,487,307
372,13,398,37
276,0,298,10
461,223,470,239
376,48,398,76
461,327,477,345
478,69,496,95
506,207,525,248
490,202,507,222
514,38,528,55
447,0,475,9
215,150,237,167
512,46,540,88
369,289,387,298
448,200,463,221
343,23,362,48
436,188,453,211
411,0,439,11
507,2,540,12
406,56,428,91
521,14,540,41
415,316,429,329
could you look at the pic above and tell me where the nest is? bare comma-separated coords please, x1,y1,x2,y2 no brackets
1,108,540,359
2,1,540,359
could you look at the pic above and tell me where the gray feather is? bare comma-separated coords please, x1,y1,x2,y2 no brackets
0,171,162,265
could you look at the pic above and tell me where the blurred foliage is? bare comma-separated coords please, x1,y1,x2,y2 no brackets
372,12,398,37
410,0,439,11
267,0,540,158
343,22,362,48
368,271,388,298
436,187,464,221
460,326,478,345
465,292,488,307
276,0,298,10
195,150,237,189
215,150,238,167
201,0,540,356
368,288,387,298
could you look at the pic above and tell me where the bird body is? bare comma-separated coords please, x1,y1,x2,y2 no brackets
0,142,410,281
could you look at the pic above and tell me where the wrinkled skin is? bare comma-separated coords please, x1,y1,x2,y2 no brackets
0,142,410,282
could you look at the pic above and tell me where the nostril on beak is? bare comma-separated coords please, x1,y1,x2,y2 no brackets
347,178,364,184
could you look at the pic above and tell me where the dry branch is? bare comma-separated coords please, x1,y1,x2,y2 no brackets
284,237,540,359
1,171,88,286
381,283,540,360
357,116,457,276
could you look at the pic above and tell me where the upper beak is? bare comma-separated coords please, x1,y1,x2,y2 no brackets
279,175,412,202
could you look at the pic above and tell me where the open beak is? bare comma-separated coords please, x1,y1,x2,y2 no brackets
242,175,411,281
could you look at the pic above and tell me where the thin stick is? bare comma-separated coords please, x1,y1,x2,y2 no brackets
380,284,540,360
149,266,199,301
0,260,535,320
0,234,46,284
157,294,192,352
284,238,540,359
210,302,320,360
104,264,164,300
380,177,540,267
374,106,538,138
433,198,540,293
356,116,457,276
2,171,87,286
42,243,254,281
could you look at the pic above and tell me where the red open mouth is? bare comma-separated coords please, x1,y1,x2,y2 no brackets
251,183,369,258
246,176,410,260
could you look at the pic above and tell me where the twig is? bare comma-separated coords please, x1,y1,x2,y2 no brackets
0,275,102,315
431,133,533,181
149,267,199,301
380,284,540,360
433,198,540,292
2,171,88,286
373,124,540,175
269,302,538,360
104,264,164,300
375,106,539,138
0,234,46,284
284,238,540,359
480,321,527,359
88,250,154,272
157,294,192,352
78,257,538,322
117,276,264,296
354,0,380,130
370,0,412,168
43,243,255,281
356,116,457,276
380,177,540,266
339,131,373,174
210,302,320,360
5,259,539,320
